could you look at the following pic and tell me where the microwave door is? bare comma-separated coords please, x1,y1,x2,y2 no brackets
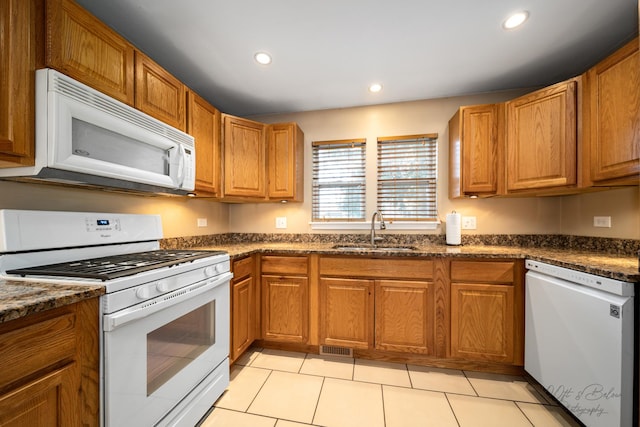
50,90,179,189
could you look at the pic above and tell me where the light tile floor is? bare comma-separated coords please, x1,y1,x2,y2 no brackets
200,347,580,427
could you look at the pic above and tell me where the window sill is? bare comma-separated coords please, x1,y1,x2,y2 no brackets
309,221,441,231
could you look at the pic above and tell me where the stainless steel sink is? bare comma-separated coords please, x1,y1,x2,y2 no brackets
332,244,417,251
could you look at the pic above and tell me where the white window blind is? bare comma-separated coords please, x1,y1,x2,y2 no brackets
377,134,438,221
312,139,366,221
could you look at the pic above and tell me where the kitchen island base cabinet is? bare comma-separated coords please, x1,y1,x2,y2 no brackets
319,278,374,349
0,298,100,426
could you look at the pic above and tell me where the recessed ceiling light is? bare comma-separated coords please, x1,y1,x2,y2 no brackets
503,11,529,29
369,83,383,93
254,52,272,65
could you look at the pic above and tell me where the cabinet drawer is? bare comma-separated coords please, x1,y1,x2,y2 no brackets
0,307,77,389
451,261,515,283
232,256,254,281
261,256,308,275
319,257,433,280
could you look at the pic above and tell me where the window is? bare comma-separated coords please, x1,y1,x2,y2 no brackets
377,134,438,221
312,139,366,221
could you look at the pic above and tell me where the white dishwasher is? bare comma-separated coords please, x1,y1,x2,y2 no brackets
525,260,635,427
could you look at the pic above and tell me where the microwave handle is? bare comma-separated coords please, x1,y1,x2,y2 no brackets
176,144,186,187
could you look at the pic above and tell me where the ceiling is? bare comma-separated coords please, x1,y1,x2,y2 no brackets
75,0,638,117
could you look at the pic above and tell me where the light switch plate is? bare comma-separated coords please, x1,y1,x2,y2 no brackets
462,216,477,230
275,217,287,229
197,218,207,227
593,216,611,228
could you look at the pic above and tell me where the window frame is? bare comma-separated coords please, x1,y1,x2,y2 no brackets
376,133,439,222
311,138,367,222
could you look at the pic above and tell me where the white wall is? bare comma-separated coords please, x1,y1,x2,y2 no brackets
0,180,229,238
0,92,636,240
228,92,639,239
231,90,568,236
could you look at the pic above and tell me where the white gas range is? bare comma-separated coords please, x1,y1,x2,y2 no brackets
0,209,231,427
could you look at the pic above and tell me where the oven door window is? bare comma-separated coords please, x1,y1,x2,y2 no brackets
147,301,215,395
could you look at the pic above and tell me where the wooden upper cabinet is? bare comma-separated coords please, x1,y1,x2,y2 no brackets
0,0,42,167
134,51,186,131
45,0,135,105
449,104,503,198
586,40,640,185
267,123,304,202
506,77,579,192
188,90,221,196
223,115,266,199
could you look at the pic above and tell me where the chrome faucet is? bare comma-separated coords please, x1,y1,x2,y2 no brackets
370,210,386,246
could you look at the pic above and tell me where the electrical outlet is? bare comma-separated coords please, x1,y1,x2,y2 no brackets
275,216,287,229
196,218,207,227
461,216,477,230
593,216,611,228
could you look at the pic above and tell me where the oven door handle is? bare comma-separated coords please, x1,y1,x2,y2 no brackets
103,272,232,332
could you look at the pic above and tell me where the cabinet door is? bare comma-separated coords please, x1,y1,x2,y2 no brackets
223,115,266,198
135,51,186,131
0,0,41,167
45,0,135,105
188,90,221,196
319,278,374,349
506,79,578,191
449,104,502,197
231,276,255,361
267,123,304,201
450,283,514,363
375,280,433,354
262,275,308,343
0,363,78,426
587,40,640,184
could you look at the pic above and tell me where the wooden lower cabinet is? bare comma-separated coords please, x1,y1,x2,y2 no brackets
449,260,524,365
375,280,433,354
319,278,374,349
0,363,76,426
450,283,514,363
0,298,100,426
262,275,308,343
230,256,257,363
232,276,255,361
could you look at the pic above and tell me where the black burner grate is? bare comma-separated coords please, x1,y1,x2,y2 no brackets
7,250,225,281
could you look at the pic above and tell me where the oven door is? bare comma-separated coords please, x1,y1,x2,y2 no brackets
103,272,231,427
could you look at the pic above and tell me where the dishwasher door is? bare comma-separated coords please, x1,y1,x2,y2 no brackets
525,269,634,427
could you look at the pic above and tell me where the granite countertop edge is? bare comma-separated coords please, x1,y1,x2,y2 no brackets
1,243,637,324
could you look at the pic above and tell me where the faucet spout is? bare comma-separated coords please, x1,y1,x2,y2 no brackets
370,210,386,246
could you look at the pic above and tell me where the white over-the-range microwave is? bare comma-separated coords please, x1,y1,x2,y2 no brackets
0,68,195,195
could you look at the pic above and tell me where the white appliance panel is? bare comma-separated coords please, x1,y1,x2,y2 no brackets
525,267,634,427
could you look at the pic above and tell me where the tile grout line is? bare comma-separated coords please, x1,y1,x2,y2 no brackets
443,393,462,427
310,375,326,426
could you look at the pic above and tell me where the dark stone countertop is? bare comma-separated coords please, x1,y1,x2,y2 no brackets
0,280,104,324
192,242,639,283
1,241,637,324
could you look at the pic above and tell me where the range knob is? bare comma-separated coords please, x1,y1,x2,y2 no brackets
204,266,216,277
135,287,150,299
156,281,169,293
